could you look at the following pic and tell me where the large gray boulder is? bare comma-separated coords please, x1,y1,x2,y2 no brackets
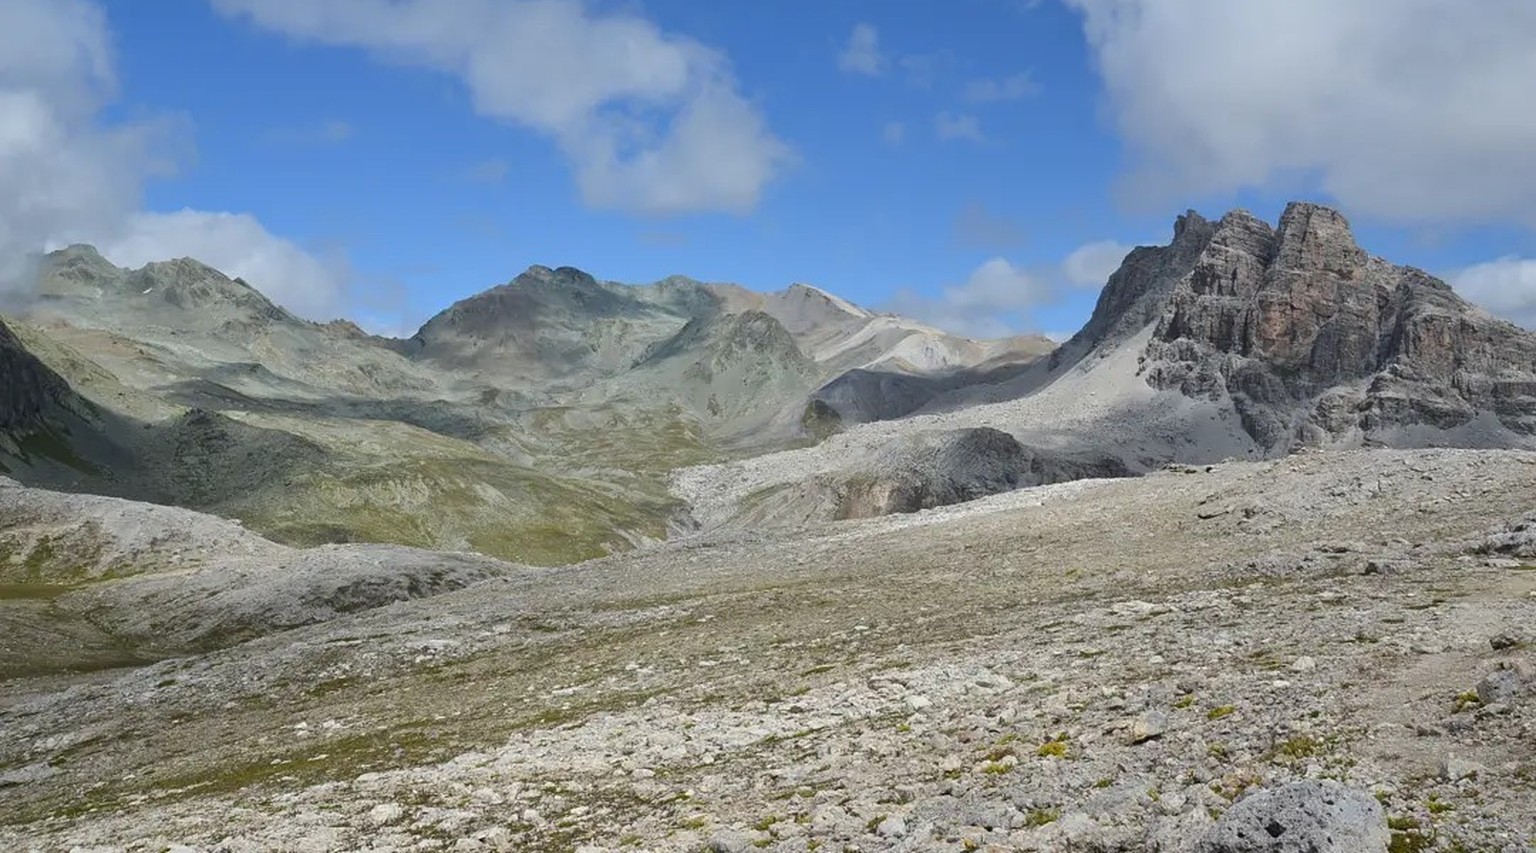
1197,780,1389,852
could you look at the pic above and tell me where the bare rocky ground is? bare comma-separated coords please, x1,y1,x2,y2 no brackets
3,448,1536,851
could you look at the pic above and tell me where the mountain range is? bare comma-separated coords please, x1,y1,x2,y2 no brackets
7,201,1536,850
2,201,1533,565
1,245,1054,565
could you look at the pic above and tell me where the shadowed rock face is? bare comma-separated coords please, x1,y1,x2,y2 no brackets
1134,202,1536,450
0,319,80,434
834,427,1133,520
1049,209,1219,370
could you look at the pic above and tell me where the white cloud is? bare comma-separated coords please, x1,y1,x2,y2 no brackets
98,209,350,321
1453,257,1536,330
935,112,984,143
838,23,884,76
963,72,1039,103
881,121,905,145
0,0,353,325
213,0,792,216
883,238,1142,338
1061,240,1134,287
883,258,1050,338
1066,0,1536,225
0,0,167,294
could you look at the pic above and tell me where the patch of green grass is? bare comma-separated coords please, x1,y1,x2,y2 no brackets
1453,691,1482,713
1388,821,1435,853
1024,808,1060,828
1426,796,1455,815
146,727,441,799
1269,735,1322,761
981,761,1013,775
1037,735,1070,759
0,582,77,601
1207,705,1237,721
1174,694,1196,709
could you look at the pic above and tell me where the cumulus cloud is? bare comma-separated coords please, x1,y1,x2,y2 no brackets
1066,0,1536,224
1453,257,1536,331
0,0,167,294
1061,240,1134,287
98,210,350,320
883,238,1140,338
953,203,1028,250
935,112,984,143
963,72,1039,103
212,0,792,216
884,258,1050,338
838,23,884,76
0,0,353,323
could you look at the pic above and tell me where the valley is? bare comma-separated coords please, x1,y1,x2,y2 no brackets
3,203,1536,851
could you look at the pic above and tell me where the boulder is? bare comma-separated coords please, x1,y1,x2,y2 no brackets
1196,780,1388,852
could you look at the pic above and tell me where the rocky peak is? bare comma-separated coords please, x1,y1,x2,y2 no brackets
1054,208,1219,364
124,258,288,322
39,244,125,295
1135,201,1536,450
1273,202,1367,278
1171,209,1216,247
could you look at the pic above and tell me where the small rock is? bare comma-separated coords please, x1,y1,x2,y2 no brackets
1129,710,1169,744
1489,633,1522,651
1439,756,1486,782
1290,656,1317,673
0,763,57,788
876,815,907,838
905,695,933,712
706,830,752,853
367,803,404,826
1476,667,1527,705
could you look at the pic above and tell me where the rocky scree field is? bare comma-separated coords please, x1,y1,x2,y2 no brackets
1,449,1535,851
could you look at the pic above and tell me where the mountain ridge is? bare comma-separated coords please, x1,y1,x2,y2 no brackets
8,199,1535,561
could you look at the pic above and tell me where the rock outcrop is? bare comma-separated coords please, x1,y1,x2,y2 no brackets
1129,202,1536,451
833,427,1133,519
723,427,1135,527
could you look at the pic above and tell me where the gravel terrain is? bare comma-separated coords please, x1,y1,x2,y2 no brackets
3,448,1535,850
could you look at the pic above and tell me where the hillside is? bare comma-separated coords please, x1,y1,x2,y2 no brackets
5,449,1534,850
3,248,1049,565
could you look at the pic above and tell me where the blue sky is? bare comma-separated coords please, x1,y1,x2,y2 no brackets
5,0,1536,337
